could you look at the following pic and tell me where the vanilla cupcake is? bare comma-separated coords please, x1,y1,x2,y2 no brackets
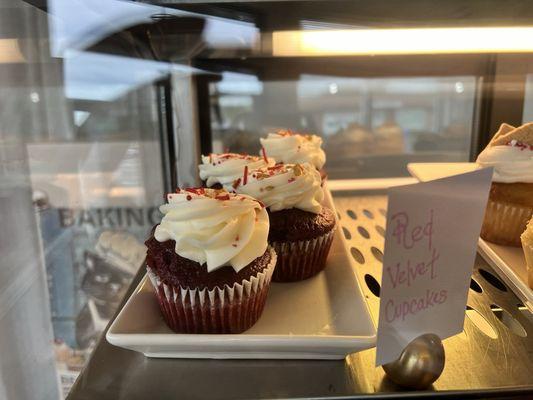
199,153,275,190
260,130,327,180
235,163,335,282
476,123,533,246
145,188,276,333
521,218,533,289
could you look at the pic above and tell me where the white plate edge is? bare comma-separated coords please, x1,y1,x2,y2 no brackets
106,185,377,356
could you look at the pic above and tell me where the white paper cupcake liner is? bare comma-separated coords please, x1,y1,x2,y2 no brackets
481,199,533,247
271,228,335,282
147,247,276,334
521,240,533,289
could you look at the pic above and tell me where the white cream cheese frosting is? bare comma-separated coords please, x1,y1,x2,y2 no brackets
476,123,533,183
235,163,324,213
154,188,269,273
260,130,326,170
199,153,275,189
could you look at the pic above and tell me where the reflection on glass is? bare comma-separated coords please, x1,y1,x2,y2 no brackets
210,75,475,178
273,27,533,57
523,74,533,123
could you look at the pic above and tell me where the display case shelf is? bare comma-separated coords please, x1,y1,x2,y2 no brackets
67,190,533,399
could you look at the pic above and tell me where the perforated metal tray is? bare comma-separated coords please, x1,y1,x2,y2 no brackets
333,191,533,391
68,190,533,399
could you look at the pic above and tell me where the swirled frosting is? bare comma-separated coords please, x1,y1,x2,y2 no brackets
235,163,324,213
476,123,533,183
260,130,326,169
199,153,275,189
154,188,269,273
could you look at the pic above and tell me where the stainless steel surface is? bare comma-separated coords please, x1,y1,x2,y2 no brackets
383,334,445,389
68,192,533,399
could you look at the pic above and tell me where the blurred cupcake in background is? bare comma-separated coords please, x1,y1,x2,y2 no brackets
476,122,533,246
199,153,274,190
235,163,335,282
521,218,533,289
145,188,276,334
260,129,327,181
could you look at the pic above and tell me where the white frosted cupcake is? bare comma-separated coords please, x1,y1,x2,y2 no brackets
199,153,274,190
477,123,533,246
260,130,326,180
145,188,276,333
521,218,533,289
235,163,335,282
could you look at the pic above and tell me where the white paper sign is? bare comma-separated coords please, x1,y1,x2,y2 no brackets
376,168,492,366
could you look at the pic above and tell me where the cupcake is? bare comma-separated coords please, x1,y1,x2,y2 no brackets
260,129,327,181
235,163,336,282
199,153,274,190
476,123,533,246
521,218,533,289
145,188,276,334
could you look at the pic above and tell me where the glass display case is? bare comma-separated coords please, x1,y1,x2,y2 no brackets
1,0,533,399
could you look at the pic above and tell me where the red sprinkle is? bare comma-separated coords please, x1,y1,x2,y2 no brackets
243,165,249,185
506,141,533,151
216,194,230,201
261,146,268,163
232,178,241,189
288,177,295,183
185,187,205,195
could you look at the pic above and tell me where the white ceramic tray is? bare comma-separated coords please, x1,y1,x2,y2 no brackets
106,187,376,359
408,162,532,312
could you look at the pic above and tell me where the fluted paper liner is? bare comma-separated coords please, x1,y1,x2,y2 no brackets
271,228,335,282
147,247,276,334
521,240,533,289
481,199,533,247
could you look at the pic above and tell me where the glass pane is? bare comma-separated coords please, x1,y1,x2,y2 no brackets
210,75,476,178
523,74,533,123
1,1,166,398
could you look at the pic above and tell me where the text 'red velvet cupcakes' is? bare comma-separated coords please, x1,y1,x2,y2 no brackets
235,163,335,282
145,188,276,334
198,153,274,190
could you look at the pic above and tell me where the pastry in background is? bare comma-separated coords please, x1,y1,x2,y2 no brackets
199,153,274,190
521,218,533,289
374,120,405,154
476,122,533,246
95,231,146,275
260,130,326,180
325,123,374,158
235,163,335,282
145,188,276,334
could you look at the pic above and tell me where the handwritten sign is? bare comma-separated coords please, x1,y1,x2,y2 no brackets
376,168,492,365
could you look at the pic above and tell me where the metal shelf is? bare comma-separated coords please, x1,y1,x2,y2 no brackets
67,191,533,399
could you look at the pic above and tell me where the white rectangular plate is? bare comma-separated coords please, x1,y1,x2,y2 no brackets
408,162,533,312
106,186,376,359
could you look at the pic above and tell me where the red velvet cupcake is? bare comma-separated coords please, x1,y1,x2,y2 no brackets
198,153,274,190
260,129,327,183
235,163,335,282
145,188,276,334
